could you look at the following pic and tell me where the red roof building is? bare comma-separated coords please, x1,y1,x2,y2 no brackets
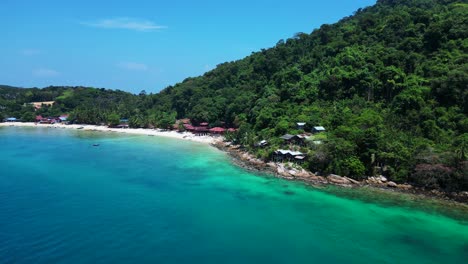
209,127,226,134
184,124,195,131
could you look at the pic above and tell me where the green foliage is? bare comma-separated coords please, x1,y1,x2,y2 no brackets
1,0,466,191
107,113,120,127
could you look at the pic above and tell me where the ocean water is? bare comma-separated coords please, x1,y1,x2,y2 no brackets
0,127,467,264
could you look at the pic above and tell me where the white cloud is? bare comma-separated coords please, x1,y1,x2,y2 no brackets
118,62,149,71
21,49,41,56
82,18,167,32
33,68,60,77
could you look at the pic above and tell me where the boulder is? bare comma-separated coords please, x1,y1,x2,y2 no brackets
344,176,360,185
387,181,397,188
316,176,328,183
397,184,413,190
327,174,351,185
296,170,312,178
267,162,277,168
379,175,388,182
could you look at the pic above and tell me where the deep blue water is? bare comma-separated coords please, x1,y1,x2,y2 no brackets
0,127,467,263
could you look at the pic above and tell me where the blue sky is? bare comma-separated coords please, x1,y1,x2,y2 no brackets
1,0,376,94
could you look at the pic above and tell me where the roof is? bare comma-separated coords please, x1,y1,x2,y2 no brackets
209,127,226,133
200,122,209,126
313,126,326,131
275,149,304,156
280,134,295,140
35,115,43,120
289,151,304,156
227,128,237,132
184,124,195,130
6,117,17,121
296,122,306,126
194,127,209,132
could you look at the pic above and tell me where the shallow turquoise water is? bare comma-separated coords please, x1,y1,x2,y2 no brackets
0,127,467,263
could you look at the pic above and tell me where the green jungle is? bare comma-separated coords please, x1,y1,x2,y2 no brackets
1,0,467,192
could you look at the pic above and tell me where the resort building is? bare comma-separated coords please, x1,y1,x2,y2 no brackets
313,126,326,133
296,122,306,130
3,117,18,122
273,149,306,163
280,134,308,146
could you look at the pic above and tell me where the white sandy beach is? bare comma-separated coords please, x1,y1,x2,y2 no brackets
0,122,221,145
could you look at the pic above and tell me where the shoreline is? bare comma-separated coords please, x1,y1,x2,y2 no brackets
213,141,468,205
0,122,221,145
2,122,467,205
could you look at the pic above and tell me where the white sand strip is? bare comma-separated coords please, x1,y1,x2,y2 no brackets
0,122,222,145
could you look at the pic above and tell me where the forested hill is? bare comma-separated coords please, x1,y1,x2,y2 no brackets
150,0,468,188
157,0,467,124
1,0,467,191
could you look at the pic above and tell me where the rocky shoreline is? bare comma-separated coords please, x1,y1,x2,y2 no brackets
212,141,468,204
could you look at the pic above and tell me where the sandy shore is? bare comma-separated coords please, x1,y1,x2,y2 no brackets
0,122,221,145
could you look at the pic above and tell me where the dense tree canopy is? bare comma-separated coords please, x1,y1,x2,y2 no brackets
1,0,467,191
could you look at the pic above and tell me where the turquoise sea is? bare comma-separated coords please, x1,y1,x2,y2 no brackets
0,127,467,264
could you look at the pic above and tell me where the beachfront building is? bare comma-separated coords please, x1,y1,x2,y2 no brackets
209,127,226,135
3,117,18,122
194,126,209,136
184,124,195,132
59,114,69,122
116,123,129,128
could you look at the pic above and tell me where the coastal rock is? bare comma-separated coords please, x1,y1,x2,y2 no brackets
276,164,291,178
367,176,385,185
296,170,312,178
387,181,397,188
316,176,328,183
327,174,351,185
343,176,360,185
267,162,277,169
397,184,413,190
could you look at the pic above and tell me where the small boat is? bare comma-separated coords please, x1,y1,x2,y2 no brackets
93,144,100,147
147,134,154,136
77,126,84,129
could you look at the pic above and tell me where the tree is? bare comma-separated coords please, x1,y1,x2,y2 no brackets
107,113,120,127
